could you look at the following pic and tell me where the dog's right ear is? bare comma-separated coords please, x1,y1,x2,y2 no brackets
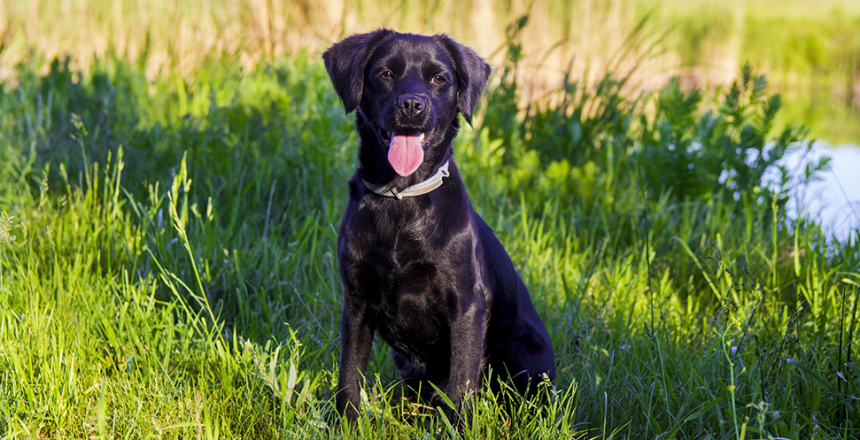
323,29,394,114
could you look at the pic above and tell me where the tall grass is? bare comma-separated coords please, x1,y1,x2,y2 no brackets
2,24,859,437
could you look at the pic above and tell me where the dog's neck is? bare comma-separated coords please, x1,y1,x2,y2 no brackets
354,113,459,192
362,161,450,199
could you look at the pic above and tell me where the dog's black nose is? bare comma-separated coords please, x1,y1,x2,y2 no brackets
397,95,426,117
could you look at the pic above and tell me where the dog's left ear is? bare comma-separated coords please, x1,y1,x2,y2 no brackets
435,35,492,126
323,29,394,114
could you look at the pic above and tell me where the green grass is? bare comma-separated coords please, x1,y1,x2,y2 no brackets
1,43,859,439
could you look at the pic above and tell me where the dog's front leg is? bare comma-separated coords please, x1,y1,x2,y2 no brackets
336,298,374,423
443,298,488,427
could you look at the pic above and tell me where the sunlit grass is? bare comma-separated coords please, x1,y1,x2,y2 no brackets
1,36,859,439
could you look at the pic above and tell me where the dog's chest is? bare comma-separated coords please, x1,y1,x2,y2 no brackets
346,209,462,348
365,238,451,335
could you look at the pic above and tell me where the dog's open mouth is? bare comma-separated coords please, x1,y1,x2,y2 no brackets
380,130,430,177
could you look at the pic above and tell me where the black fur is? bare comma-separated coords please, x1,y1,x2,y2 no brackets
323,30,556,425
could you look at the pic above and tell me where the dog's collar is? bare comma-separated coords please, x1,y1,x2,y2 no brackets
362,161,450,200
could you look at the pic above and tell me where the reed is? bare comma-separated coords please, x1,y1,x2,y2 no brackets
2,1,856,94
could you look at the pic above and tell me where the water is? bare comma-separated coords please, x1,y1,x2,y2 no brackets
779,143,860,242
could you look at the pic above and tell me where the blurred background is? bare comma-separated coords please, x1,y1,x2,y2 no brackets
2,0,859,142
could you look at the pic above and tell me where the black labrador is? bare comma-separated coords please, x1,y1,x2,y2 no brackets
323,29,556,424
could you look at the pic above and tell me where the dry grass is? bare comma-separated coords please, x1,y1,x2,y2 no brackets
0,0,738,96
3,0,858,140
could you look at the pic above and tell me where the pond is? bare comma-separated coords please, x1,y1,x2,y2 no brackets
779,142,860,242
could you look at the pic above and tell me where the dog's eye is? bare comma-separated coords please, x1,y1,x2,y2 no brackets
432,75,446,85
379,71,393,80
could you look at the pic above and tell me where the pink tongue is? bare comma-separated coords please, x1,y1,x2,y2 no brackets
388,133,424,177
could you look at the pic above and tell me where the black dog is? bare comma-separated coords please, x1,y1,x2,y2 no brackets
323,30,556,424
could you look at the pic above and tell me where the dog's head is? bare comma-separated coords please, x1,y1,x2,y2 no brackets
323,30,491,178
